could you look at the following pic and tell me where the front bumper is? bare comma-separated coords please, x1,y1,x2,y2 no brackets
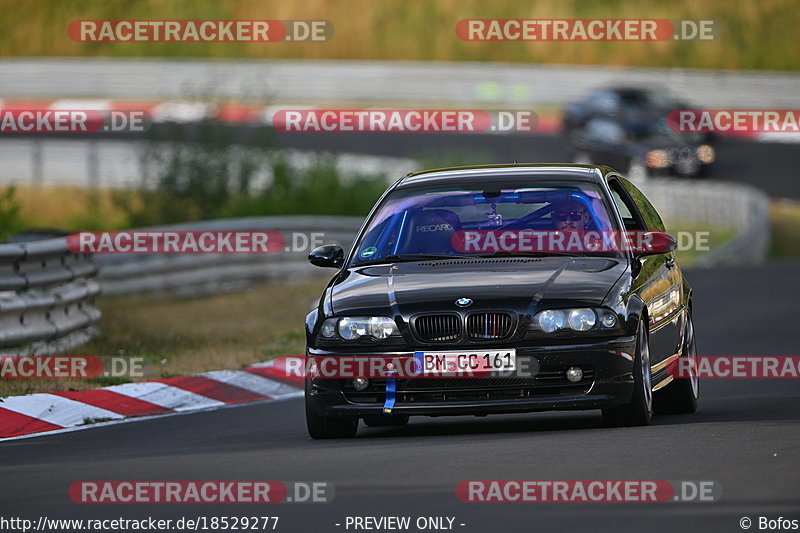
306,336,637,418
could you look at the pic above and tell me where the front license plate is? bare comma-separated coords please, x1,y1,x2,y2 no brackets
413,350,516,374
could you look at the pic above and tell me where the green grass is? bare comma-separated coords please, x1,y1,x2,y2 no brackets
769,199,800,259
6,185,131,234
665,223,738,266
0,0,797,71
86,376,132,387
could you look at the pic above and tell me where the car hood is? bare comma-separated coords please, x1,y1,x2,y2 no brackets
330,257,627,317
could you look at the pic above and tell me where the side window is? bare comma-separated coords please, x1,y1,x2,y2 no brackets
608,179,645,231
589,90,619,115
618,177,666,231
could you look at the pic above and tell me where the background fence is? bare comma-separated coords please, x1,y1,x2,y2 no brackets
0,139,416,188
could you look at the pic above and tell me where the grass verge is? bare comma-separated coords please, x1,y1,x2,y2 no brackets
769,199,800,259
665,223,737,267
10,186,131,232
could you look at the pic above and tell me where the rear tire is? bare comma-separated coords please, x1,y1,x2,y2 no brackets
305,383,358,439
654,312,699,414
602,320,653,427
363,415,410,427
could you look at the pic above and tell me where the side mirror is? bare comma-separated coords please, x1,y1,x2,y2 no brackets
308,245,344,268
635,231,677,256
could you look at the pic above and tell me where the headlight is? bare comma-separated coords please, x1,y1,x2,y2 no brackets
697,144,715,163
330,316,399,340
337,317,369,339
537,310,565,333
645,149,671,169
368,317,399,339
568,309,596,331
531,308,618,333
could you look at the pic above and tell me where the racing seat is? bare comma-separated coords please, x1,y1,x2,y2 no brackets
401,209,462,254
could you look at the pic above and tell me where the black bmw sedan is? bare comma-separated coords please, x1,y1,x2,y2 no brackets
304,164,698,438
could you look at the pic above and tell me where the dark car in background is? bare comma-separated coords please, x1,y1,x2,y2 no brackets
303,164,699,438
563,87,687,134
567,117,716,177
562,87,715,177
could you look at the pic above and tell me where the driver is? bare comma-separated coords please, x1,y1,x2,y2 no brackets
551,200,590,231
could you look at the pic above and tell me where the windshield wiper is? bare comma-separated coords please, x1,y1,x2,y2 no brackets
385,254,479,262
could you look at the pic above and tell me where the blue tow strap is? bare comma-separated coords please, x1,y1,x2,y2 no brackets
383,375,396,414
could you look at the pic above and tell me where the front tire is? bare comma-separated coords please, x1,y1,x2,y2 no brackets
654,311,699,414
602,320,654,427
305,383,358,439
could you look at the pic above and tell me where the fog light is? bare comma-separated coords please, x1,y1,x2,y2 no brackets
353,378,369,391
566,366,583,383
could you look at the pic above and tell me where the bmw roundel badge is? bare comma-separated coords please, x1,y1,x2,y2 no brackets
455,297,473,307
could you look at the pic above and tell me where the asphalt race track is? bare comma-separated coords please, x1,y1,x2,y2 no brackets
1,261,798,533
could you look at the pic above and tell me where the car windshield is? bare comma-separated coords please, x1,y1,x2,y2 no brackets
350,181,623,266
618,88,676,110
646,117,705,144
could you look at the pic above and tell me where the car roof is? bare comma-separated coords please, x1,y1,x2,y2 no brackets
600,86,666,96
397,163,611,189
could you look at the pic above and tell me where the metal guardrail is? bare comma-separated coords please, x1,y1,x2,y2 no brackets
0,139,417,189
0,238,101,356
637,178,771,266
